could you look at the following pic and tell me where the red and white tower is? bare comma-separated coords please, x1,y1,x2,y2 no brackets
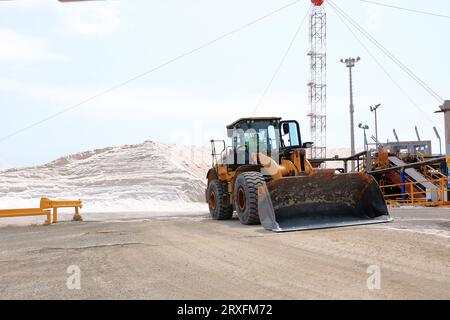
307,0,327,160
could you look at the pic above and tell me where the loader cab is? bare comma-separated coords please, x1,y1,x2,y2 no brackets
226,117,302,166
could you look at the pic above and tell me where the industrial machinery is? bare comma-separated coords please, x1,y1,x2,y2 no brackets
206,117,392,232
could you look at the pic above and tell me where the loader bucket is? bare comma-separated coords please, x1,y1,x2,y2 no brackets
258,172,392,232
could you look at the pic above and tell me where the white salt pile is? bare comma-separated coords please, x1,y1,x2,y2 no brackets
0,141,211,224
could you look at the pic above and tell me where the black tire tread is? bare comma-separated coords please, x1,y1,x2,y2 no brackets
234,172,265,225
207,180,233,220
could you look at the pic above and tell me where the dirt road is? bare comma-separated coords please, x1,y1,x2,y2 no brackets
0,208,449,299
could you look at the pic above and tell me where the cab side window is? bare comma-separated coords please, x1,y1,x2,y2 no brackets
281,122,301,148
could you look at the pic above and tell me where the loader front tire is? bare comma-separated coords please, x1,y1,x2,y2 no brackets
207,180,233,220
234,172,265,225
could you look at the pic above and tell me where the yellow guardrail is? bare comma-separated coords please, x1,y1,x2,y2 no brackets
422,165,447,180
39,197,83,223
0,208,52,225
0,197,83,224
380,177,449,207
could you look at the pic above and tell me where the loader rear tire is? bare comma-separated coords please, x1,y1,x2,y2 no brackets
207,180,233,220
234,172,265,225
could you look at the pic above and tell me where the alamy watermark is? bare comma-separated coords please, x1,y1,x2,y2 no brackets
366,265,381,290
66,265,81,290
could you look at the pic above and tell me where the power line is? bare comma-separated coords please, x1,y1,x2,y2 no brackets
252,5,311,115
0,0,302,143
329,0,444,104
331,0,444,103
358,0,450,20
328,2,442,132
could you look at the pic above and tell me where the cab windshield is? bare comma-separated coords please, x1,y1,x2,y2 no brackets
233,120,279,156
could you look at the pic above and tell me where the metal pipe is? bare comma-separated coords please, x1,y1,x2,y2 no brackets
435,100,450,201
433,126,442,156
415,126,421,142
369,157,446,175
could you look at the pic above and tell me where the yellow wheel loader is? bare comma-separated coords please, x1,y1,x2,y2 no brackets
206,117,392,232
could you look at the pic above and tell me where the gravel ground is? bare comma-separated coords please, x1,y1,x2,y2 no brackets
0,208,449,299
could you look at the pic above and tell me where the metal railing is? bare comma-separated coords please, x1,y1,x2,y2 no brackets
380,177,449,207
421,165,447,180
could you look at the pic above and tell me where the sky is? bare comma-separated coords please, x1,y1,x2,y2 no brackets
0,0,449,168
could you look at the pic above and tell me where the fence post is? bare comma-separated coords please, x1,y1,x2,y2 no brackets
401,169,406,201
73,207,83,222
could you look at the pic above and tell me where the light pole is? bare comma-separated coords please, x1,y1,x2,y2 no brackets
341,57,360,171
358,123,369,152
370,103,381,143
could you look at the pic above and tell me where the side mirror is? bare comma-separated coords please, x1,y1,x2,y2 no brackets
282,123,290,135
302,142,314,149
